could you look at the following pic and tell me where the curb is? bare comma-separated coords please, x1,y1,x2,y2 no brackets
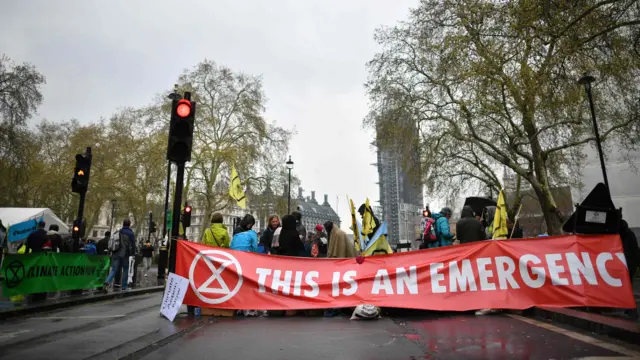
0,286,164,321
532,306,640,345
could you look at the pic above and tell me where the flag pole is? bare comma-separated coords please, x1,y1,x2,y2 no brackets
509,204,523,239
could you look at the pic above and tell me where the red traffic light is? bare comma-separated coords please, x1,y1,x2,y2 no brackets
176,99,192,118
73,226,80,232
185,206,192,213
422,210,430,217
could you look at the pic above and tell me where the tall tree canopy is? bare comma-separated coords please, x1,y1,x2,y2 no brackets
366,0,640,234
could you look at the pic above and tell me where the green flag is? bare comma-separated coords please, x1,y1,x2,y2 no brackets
2,253,111,297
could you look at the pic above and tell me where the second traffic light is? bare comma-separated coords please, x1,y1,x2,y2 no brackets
71,152,92,193
167,92,196,163
181,204,192,228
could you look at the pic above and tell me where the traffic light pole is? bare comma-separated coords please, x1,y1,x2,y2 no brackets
168,162,185,275
158,161,171,279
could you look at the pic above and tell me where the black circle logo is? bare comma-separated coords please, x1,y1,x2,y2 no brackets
4,261,25,288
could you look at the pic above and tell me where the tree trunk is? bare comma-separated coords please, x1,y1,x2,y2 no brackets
532,185,563,235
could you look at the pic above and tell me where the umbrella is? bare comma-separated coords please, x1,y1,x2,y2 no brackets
463,197,497,217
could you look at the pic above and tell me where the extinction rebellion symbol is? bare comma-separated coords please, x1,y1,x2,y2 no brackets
4,261,25,288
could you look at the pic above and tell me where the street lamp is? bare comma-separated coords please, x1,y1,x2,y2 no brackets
286,156,294,214
577,73,609,190
109,199,116,234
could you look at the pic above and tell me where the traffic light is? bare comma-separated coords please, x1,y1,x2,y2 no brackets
71,152,92,193
71,218,86,239
167,92,196,163
181,204,192,228
150,221,157,233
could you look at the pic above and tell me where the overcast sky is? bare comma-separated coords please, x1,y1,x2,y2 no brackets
1,0,418,231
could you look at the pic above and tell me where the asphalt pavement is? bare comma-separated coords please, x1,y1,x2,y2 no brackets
1,293,640,360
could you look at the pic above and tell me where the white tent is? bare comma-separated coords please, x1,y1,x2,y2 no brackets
0,207,69,234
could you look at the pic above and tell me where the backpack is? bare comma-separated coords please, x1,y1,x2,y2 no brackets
108,231,121,252
423,218,437,243
42,236,53,251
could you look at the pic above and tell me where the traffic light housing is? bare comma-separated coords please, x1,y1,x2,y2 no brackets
71,218,86,239
71,153,92,193
167,93,196,163
150,221,157,233
181,204,192,228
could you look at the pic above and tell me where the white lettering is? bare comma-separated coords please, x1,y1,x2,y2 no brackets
256,268,272,293
271,270,292,295
565,252,598,285
476,258,496,291
495,256,519,290
332,271,341,296
596,252,622,287
304,271,320,298
293,271,303,296
545,253,569,285
615,252,627,267
519,254,545,288
342,270,358,296
372,269,394,295
396,266,418,295
430,263,446,293
449,260,477,292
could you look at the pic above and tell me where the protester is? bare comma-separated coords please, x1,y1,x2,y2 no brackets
507,218,523,239
104,219,136,292
325,221,356,258
81,239,97,255
141,239,154,277
620,219,639,283
97,231,110,255
310,224,328,258
25,221,48,253
429,207,455,248
324,220,356,317
203,213,231,248
456,206,485,244
278,215,305,257
259,215,280,254
45,224,63,252
230,214,262,316
291,210,307,244
230,214,259,252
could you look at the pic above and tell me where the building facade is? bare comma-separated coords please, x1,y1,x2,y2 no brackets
295,188,341,236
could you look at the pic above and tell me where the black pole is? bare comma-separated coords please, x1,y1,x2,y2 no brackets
148,211,153,243
157,161,171,279
168,162,185,274
109,200,116,234
584,83,610,190
287,168,292,214
162,161,171,238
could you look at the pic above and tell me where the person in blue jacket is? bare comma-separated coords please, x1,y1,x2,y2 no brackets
429,207,455,248
230,214,259,252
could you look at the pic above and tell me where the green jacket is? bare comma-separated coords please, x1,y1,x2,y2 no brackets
202,223,230,248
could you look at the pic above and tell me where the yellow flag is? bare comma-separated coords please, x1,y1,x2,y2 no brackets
349,198,361,252
492,190,509,239
229,166,246,209
362,198,376,236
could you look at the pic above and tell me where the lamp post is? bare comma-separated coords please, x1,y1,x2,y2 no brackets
109,199,116,234
578,73,609,190
286,156,294,214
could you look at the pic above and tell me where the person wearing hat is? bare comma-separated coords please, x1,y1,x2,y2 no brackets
428,207,455,248
310,224,328,258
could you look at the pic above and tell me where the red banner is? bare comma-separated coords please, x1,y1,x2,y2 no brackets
175,234,635,311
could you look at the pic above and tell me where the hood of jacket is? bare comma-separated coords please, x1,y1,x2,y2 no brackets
432,212,445,221
461,206,475,219
47,230,59,236
281,215,297,231
210,223,228,236
120,227,135,239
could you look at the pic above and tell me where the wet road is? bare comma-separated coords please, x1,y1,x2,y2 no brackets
1,294,639,360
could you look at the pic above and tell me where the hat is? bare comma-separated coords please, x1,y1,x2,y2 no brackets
315,224,323,232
